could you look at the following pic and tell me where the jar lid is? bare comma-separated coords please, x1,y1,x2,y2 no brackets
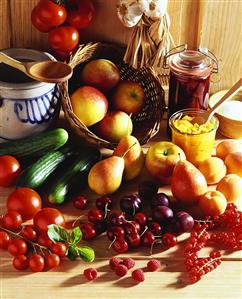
169,50,214,78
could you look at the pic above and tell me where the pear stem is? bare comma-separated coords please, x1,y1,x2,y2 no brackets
121,142,137,158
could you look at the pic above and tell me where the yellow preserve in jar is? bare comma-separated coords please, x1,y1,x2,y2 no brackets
169,109,219,166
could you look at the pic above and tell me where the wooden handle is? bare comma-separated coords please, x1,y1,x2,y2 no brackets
0,52,26,73
211,78,242,114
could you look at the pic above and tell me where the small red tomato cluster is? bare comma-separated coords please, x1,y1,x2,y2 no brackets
0,187,67,272
31,0,95,59
184,203,242,283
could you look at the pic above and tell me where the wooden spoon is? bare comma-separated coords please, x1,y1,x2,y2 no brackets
191,78,242,125
0,52,73,83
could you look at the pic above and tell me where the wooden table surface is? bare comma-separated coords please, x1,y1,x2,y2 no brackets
0,120,242,299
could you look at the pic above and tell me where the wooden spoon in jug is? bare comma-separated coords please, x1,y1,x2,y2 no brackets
0,51,73,83
191,78,242,125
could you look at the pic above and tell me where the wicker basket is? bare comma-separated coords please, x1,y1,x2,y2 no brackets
61,42,165,149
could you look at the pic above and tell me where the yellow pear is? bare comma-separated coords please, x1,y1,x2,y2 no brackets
88,156,125,195
113,135,144,180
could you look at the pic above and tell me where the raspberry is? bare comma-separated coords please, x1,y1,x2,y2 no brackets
83,268,98,281
109,257,123,270
115,264,128,277
131,269,145,282
122,258,135,269
147,259,161,272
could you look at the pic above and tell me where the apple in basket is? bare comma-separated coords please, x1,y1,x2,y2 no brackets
94,111,133,143
70,86,108,127
111,81,145,115
81,59,120,92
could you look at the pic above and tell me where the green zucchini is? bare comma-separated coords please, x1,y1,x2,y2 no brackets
0,128,68,159
48,149,101,205
16,147,76,189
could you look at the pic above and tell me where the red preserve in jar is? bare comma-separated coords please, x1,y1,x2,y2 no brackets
168,49,215,119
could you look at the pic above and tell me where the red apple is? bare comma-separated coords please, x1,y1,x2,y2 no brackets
95,111,133,143
145,141,186,185
81,59,120,92
111,81,145,114
70,86,108,127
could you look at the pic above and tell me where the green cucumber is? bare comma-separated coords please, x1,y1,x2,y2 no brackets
16,147,76,189
48,149,101,205
0,128,68,159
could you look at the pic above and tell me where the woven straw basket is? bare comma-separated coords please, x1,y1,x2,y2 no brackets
61,42,165,149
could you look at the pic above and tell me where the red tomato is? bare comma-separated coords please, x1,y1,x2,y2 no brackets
67,0,95,29
7,188,42,222
45,253,60,269
2,211,22,230
48,26,79,53
34,0,67,27
31,6,53,33
28,254,45,272
33,208,65,233
37,232,54,247
8,239,28,256
0,155,20,187
0,231,11,249
20,225,38,242
50,242,67,257
12,255,29,271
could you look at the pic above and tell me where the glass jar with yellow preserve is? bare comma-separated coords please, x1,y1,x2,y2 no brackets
169,109,219,166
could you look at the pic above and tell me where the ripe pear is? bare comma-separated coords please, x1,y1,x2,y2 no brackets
171,160,207,205
88,156,125,195
113,135,144,180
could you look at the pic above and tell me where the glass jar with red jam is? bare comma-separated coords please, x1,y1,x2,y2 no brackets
167,47,216,123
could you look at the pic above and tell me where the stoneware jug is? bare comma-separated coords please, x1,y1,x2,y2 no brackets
0,48,61,142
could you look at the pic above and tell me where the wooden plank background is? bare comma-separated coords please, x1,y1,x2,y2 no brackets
0,0,241,93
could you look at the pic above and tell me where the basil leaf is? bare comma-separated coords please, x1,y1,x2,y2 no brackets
67,245,79,261
70,226,82,244
78,246,95,262
47,224,68,243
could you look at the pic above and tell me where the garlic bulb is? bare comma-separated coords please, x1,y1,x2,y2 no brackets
117,0,144,27
143,0,168,18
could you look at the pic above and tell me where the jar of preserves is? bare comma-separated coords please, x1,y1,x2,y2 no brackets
164,45,218,133
169,109,219,166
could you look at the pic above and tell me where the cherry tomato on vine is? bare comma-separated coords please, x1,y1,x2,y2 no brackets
20,226,38,242
12,255,29,271
28,254,45,272
7,187,42,222
8,239,28,256
37,232,54,247
33,208,65,233
0,231,11,249
67,0,95,29
0,155,20,187
2,211,22,230
50,242,67,257
45,253,60,269
48,26,79,53
31,6,53,33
